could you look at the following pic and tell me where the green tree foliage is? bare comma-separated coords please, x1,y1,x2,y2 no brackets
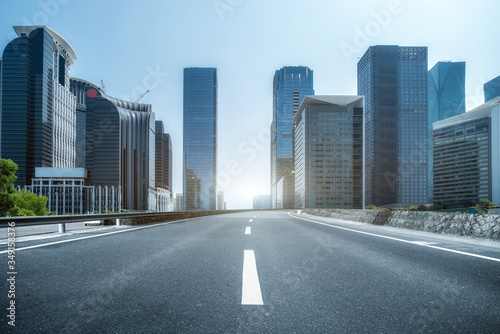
0,157,49,217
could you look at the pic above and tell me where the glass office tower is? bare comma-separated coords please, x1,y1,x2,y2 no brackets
484,75,500,102
1,26,77,186
183,68,218,211
358,46,428,206
428,61,466,202
270,66,314,208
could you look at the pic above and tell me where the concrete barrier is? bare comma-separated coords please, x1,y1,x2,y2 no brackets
304,208,500,241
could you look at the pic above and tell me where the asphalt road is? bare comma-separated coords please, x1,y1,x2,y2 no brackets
1,210,500,333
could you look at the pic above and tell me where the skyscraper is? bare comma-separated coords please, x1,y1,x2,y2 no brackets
271,66,314,209
293,96,364,209
1,26,77,186
484,75,500,102
428,61,466,202
358,46,428,206
183,68,218,211
155,120,173,198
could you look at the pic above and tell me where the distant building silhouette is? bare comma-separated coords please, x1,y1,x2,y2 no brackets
253,195,271,209
183,68,218,211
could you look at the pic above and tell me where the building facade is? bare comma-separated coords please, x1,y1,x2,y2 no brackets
428,61,466,202
174,193,184,211
293,96,364,209
484,75,500,102
271,66,314,209
155,121,173,198
70,79,156,211
276,170,295,209
217,191,225,210
253,195,271,209
433,98,500,205
183,68,218,211
358,46,428,206
1,26,77,186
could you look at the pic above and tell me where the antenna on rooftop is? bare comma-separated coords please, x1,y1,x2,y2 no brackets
134,90,150,102
100,79,106,93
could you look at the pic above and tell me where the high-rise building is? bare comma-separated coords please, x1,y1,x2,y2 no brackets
174,193,184,211
271,66,314,209
70,78,156,211
293,96,364,209
433,97,500,205
217,191,225,210
428,61,466,202
484,75,500,102
183,68,218,211
1,26,77,186
155,120,173,198
253,195,271,209
358,45,428,206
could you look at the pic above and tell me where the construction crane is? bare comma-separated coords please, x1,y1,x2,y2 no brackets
134,90,150,102
100,79,106,93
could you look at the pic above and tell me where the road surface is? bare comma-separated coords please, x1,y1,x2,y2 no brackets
1,211,499,333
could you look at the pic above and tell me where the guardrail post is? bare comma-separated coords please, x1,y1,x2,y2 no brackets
59,223,66,233
116,219,121,226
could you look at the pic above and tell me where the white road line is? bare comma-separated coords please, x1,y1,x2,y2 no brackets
288,212,500,263
242,250,263,305
0,218,198,254
245,226,251,235
249,219,253,222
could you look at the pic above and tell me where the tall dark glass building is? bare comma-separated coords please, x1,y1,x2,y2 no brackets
155,120,173,198
428,61,465,202
70,78,156,211
1,26,77,186
183,68,218,211
271,66,314,208
484,75,500,102
358,46,428,206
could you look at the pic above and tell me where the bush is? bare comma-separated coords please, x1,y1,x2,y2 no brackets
365,204,378,210
6,190,49,217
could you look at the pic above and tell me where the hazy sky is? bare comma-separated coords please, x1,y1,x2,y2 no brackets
1,0,498,209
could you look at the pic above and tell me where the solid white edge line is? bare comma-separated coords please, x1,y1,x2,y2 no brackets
288,212,500,263
245,226,251,235
241,250,263,305
0,218,200,254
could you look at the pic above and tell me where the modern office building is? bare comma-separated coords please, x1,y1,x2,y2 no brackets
293,96,364,209
271,66,314,209
217,191,225,210
1,26,77,186
155,120,173,198
428,61,466,202
358,46,428,206
174,193,184,211
70,78,156,211
183,68,218,211
484,75,500,102
276,169,295,209
433,97,500,205
253,195,271,209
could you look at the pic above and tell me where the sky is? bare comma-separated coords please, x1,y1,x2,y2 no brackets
1,0,499,209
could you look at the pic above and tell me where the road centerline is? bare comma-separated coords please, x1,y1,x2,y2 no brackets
241,250,263,305
245,226,251,235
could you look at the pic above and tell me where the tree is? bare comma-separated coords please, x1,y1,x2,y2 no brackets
0,157,49,217
0,158,18,194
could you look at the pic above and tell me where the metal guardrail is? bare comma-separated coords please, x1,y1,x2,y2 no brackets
0,209,271,229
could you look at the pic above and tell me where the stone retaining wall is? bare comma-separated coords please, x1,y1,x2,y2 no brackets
304,209,500,241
